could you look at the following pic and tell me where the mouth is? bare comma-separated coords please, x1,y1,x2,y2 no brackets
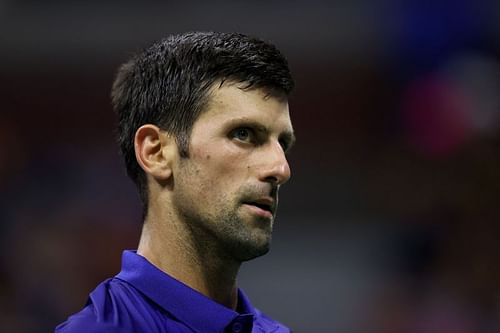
242,198,275,218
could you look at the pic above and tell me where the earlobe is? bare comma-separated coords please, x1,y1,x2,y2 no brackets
134,125,174,180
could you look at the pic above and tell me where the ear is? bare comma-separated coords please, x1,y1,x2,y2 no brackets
134,124,176,181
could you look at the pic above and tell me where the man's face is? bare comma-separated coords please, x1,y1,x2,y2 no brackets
170,83,294,262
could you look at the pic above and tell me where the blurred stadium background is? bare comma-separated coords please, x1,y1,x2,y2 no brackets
2,0,500,332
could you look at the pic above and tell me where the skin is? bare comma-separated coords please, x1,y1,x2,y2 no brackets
135,82,295,310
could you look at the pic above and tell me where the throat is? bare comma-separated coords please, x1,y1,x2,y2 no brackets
138,220,241,310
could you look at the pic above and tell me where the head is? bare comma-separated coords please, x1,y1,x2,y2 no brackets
112,31,294,215
111,32,295,261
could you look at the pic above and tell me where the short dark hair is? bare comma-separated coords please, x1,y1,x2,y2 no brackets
111,31,294,215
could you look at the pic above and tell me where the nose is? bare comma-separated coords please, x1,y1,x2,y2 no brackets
259,141,291,186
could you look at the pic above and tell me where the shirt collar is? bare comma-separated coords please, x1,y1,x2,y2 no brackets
115,250,256,333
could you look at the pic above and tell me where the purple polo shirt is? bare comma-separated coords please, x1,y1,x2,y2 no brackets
55,250,291,333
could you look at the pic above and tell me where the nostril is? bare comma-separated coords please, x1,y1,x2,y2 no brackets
264,175,279,184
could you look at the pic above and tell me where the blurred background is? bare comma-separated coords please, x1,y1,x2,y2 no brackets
2,0,500,332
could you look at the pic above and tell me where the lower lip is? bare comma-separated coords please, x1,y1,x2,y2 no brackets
243,204,273,219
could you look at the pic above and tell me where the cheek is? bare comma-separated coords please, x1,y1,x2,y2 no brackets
193,144,243,173
190,143,253,188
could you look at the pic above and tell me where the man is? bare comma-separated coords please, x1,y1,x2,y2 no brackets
55,31,295,333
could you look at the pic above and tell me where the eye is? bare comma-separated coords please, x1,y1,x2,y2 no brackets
279,133,295,154
231,127,254,143
279,139,288,152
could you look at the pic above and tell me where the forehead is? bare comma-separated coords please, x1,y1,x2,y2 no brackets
200,83,293,131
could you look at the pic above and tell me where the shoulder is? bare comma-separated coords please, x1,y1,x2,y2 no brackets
253,308,293,333
55,305,125,333
55,278,168,333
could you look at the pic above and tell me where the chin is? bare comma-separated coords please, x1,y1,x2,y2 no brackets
214,209,274,261
234,246,270,262
228,235,272,262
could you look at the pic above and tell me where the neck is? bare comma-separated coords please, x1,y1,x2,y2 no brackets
137,210,241,310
